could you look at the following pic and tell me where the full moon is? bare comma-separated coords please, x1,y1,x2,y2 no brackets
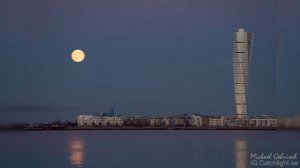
71,49,85,63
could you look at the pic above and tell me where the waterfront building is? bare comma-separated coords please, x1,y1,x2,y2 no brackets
174,117,185,126
249,115,277,128
224,116,235,127
149,117,171,127
77,115,123,127
102,116,124,126
191,114,202,127
234,118,249,127
162,117,172,126
201,116,210,128
173,114,189,127
124,116,149,127
223,117,249,127
149,118,157,127
209,116,225,128
233,28,253,119
77,115,94,126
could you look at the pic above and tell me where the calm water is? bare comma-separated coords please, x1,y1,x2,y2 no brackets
0,130,299,168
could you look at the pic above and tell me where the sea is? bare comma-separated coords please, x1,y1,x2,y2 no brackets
0,130,299,168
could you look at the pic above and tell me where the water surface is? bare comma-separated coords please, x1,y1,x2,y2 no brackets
0,130,299,168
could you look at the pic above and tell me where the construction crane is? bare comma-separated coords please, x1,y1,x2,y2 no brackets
106,102,116,117
98,102,117,117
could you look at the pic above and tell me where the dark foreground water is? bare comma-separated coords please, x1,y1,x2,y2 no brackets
0,130,299,168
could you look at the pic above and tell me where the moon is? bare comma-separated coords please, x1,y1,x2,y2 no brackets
71,49,85,63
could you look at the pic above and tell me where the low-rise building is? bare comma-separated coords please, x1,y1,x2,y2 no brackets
124,116,149,127
249,115,277,128
209,116,225,128
191,114,202,127
173,114,189,127
235,118,249,127
149,117,171,127
77,115,123,127
223,117,249,128
77,115,94,126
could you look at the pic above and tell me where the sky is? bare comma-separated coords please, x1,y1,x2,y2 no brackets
0,0,300,122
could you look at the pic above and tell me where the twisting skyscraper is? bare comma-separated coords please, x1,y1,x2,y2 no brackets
233,28,253,119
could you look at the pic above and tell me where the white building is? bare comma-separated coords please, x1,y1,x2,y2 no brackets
149,117,171,127
77,115,94,126
249,115,277,128
191,114,202,127
233,28,253,119
77,115,123,127
209,116,225,127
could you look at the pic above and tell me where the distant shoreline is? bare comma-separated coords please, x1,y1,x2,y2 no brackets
19,126,300,131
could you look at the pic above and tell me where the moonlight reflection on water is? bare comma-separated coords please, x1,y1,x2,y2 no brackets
69,139,84,167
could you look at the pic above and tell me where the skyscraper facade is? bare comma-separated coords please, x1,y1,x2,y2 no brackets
233,28,253,119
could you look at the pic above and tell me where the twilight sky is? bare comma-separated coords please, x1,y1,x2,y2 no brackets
1,0,300,122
